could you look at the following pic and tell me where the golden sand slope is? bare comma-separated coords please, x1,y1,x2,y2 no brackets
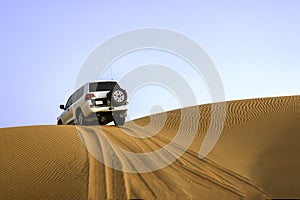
1,96,300,199
0,126,88,199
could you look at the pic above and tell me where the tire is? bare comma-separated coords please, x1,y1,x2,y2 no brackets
76,110,86,125
107,89,127,106
57,120,63,125
113,114,125,126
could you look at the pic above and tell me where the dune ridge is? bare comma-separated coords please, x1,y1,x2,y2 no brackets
1,95,300,199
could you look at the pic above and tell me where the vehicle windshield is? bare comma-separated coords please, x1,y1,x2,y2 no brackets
89,82,118,92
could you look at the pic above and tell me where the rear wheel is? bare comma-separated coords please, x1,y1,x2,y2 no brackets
113,112,126,126
114,117,125,126
57,120,63,125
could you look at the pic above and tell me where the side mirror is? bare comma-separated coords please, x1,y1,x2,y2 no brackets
59,105,65,110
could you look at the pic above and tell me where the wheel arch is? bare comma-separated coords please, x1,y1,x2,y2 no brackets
57,119,63,125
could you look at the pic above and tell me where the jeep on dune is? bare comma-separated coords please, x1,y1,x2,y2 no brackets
57,80,129,126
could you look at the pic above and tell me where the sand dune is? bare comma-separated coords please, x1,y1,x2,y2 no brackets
1,96,300,199
0,126,88,199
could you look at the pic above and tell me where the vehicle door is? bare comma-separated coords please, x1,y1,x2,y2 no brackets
62,94,73,124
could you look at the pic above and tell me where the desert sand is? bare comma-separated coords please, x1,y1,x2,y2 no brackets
1,96,300,199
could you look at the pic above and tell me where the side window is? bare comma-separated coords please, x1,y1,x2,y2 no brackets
73,86,84,103
65,86,84,109
65,95,73,109
77,86,84,100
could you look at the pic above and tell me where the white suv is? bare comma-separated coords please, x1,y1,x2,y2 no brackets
57,80,129,126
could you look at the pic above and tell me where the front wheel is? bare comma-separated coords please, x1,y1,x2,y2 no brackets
76,110,86,125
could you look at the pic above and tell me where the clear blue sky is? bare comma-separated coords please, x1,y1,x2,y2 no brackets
0,0,299,128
